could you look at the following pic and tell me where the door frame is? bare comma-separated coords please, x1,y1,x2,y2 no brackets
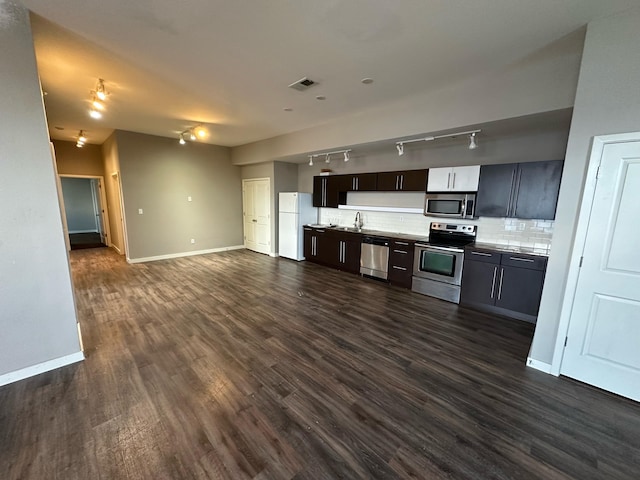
110,171,129,258
59,174,112,248
552,131,640,375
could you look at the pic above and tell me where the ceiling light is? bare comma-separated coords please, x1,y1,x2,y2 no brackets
325,154,331,163
361,78,374,84
468,132,478,150
179,134,186,145
395,129,481,153
308,155,314,166
316,95,326,101
89,108,102,119
95,78,107,101
344,151,350,162
76,142,84,148
190,130,197,141
306,149,353,166
77,130,86,144
92,96,105,110
196,127,207,138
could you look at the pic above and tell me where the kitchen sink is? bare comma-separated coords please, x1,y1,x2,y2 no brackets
332,226,363,232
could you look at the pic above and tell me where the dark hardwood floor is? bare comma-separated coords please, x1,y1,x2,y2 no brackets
1,248,639,479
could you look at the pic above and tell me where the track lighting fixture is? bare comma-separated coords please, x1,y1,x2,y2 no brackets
395,129,481,154
95,79,108,101
88,78,109,119
468,132,478,150
76,130,86,148
306,149,352,166
178,125,207,144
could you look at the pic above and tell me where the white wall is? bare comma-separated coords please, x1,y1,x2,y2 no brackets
530,7,640,365
0,1,81,379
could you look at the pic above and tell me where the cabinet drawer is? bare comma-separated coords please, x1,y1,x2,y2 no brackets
388,266,413,289
464,249,501,264
389,253,413,269
500,253,547,271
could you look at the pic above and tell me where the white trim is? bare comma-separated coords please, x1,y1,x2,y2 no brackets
68,229,99,234
127,245,245,264
338,204,423,214
0,351,84,387
551,131,640,376
526,357,554,375
269,252,279,257
110,243,122,255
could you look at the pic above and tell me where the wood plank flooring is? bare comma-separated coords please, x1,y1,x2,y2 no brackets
1,248,639,479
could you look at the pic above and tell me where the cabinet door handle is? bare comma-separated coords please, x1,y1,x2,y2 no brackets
507,169,516,216
393,249,408,254
400,175,404,190
316,229,325,233
392,265,407,271
452,172,456,189
395,175,399,190
343,242,346,262
509,256,534,263
512,168,522,216
356,178,359,190
490,266,498,299
497,268,504,300
471,251,492,257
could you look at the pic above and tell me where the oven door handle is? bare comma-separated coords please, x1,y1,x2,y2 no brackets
415,244,464,253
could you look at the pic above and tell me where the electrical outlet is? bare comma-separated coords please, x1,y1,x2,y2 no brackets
190,238,195,244
138,208,143,215
187,196,192,202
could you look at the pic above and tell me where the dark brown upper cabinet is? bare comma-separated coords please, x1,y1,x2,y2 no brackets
377,170,428,192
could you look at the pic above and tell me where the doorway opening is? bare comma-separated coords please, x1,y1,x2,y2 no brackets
59,175,111,250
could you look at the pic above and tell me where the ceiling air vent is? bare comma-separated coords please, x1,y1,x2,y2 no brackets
288,77,317,91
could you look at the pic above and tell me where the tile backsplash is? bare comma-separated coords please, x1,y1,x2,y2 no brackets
319,208,553,255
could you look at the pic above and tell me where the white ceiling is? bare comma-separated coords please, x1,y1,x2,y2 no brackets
23,0,638,148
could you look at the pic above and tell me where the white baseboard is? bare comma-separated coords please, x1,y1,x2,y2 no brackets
0,351,85,387
69,229,99,234
526,357,553,374
269,252,279,258
128,245,245,264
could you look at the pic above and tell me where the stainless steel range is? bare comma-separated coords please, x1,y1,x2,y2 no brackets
412,222,477,303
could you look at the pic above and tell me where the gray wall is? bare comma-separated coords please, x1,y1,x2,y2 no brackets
0,1,80,378
101,133,125,254
297,127,570,192
54,140,104,177
233,30,583,166
530,7,640,365
61,177,97,232
116,131,243,260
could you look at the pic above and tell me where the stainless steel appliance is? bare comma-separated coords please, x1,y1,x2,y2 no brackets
424,193,476,219
360,236,390,280
412,222,477,303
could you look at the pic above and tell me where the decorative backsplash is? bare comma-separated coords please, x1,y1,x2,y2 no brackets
318,208,554,255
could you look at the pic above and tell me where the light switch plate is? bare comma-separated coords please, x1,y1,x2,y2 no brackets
138,208,143,214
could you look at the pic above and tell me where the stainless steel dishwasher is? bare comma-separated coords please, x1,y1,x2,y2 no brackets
360,236,390,280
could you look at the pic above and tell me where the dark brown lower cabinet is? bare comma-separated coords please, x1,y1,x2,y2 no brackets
460,247,547,323
304,228,361,274
388,239,415,288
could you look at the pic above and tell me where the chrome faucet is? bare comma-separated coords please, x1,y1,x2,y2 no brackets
354,211,363,231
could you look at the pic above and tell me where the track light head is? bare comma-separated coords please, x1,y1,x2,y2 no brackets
325,154,331,163
95,79,107,101
89,108,102,119
468,132,478,150
344,151,349,162
396,143,404,156
308,155,314,166
179,134,186,145
190,130,197,141
77,130,86,144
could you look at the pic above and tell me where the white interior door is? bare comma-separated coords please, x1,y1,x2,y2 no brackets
243,178,271,255
561,139,640,402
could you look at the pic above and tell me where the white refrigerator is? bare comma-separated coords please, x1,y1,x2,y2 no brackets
278,192,317,261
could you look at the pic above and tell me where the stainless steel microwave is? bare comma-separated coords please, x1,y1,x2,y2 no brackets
424,193,476,219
